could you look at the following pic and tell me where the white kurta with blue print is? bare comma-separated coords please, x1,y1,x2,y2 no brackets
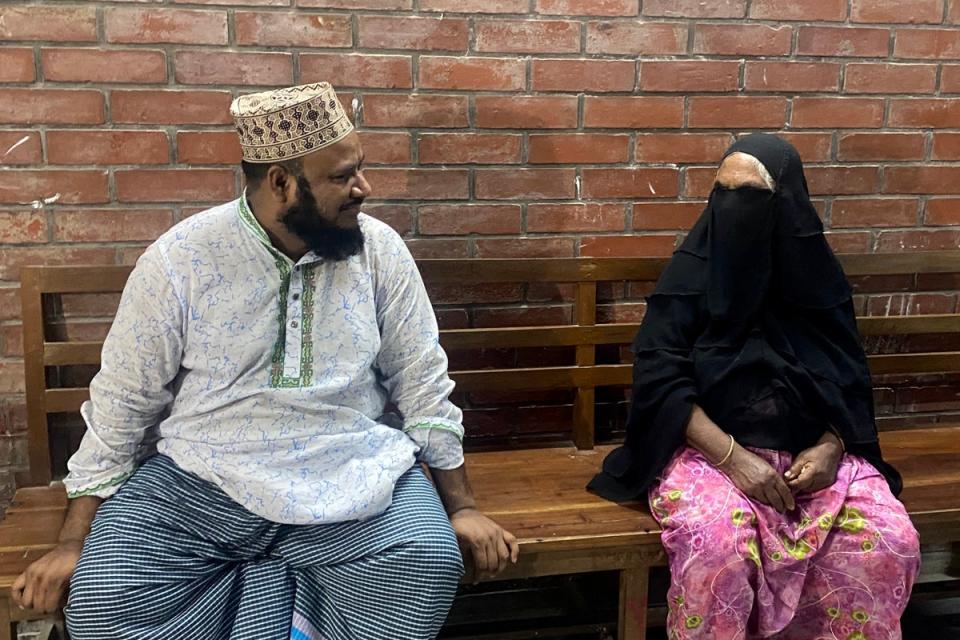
64,196,465,525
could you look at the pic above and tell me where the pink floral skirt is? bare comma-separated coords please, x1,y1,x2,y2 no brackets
649,446,920,639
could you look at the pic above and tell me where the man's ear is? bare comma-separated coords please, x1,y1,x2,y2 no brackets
265,165,297,206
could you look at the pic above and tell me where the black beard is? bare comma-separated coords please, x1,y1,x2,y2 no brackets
280,176,365,261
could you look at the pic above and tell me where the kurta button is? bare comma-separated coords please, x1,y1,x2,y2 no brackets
292,293,300,301
290,320,299,328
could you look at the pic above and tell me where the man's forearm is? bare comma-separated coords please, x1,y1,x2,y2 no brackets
430,464,477,516
58,495,102,545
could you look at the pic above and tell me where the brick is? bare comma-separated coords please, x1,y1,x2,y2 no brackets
362,94,468,128
750,0,846,21
583,96,683,128
925,198,960,225
174,51,293,86
635,133,734,164
356,132,411,165
889,99,960,128
1,247,117,281
475,238,576,258
0,289,21,322
932,133,960,160
851,0,942,24
586,21,687,55
688,97,788,129
47,130,169,165
527,203,626,233
791,98,884,128
477,20,581,54
0,5,96,42
105,8,228,44
640,61,740,93
683,167,720,197
536,0,638,16
355,206,407,237
581,168,679,199
744,62,840,92
115,169,235,203
359,16,468,51
952,0,960,22
895,29,960,59
877,230,960,252
174,0,289,4
419,133,520,164
797,26,890,57
580,235,677,257
475,169,576,199
884,167,960,194
776,132,833,162
837,133,925,161
805,166,879,195
598,302,647,323
896,384,960,413
363,169,469,200
633,202,703,230
0,132,41,165
419,56,524,91
532,59,635,92
0,211,46,244
428,283,523,306
0,170,108,205
0,363,24,395
406,239,469,259
42,48,167,84
643,0,746,17
54,209,174,242
112,90,233,125
235,12,351,47
694,24,792,56
0,89,104,125
475,96,579,129
0,49,34,83
942,65,960,92
300,54,412,90
419,204,521,234
844,63,937,94
827,232,872,253
831,199,919,227
299,0,409,7
176,131,242,165
529,134,630,164
421,0,527,11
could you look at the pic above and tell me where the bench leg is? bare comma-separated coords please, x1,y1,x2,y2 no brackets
618,567,649,640
0,598,11,640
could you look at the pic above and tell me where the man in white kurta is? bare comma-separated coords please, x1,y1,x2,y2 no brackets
13,82,518,640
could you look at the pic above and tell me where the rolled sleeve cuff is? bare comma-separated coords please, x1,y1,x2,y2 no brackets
404,417,464,470
63,468,135,500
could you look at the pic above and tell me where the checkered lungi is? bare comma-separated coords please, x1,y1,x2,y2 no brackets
66,454,463,640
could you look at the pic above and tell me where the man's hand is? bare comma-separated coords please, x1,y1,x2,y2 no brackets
450,508,519,582
11,540,83,614
784,432,843,494
722,444,796,513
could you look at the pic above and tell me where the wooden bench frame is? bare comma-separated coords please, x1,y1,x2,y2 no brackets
6,251,960,639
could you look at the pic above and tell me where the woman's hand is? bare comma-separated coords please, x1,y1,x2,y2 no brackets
784,432,843,494
721,444,796,513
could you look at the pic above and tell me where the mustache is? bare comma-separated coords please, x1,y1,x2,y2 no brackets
341,199,364,210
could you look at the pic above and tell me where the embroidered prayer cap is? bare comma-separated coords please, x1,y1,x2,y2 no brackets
230,83,354,164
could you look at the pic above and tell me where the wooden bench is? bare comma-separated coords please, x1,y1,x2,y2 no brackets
4,252,960,640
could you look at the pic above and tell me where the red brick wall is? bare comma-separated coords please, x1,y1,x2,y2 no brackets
2,1,960,491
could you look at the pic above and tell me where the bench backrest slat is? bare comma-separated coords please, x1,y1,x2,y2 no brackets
20,253,960,488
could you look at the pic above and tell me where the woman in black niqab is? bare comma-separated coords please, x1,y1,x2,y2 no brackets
587,134,919,638
589,133,901,501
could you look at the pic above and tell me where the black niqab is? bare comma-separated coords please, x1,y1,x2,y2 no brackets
588,134,901,502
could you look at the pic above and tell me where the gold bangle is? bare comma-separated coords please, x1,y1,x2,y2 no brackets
713,434,736,467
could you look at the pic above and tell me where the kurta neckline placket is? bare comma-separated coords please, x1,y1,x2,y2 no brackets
237,192,322,388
